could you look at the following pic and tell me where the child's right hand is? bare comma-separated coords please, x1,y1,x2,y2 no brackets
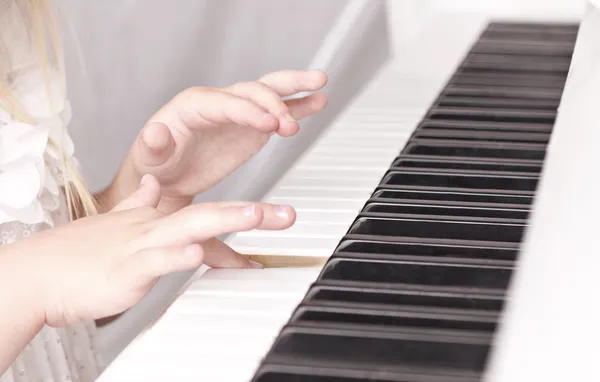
9,174,294,327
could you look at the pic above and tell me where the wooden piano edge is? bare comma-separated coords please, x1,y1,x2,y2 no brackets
242,254,329,268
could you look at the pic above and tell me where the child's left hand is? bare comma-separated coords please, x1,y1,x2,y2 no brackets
101,69,327,214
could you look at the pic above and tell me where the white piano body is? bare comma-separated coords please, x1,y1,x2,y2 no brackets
486,2,600,381
97,1,595,381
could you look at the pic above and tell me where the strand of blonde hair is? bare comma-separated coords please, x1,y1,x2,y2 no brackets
0,0,98,220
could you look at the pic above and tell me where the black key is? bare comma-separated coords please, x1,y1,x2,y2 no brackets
319,258,512,290
361,202,529,223
334,240,518,263
464,52,572,67
486,21,578,32
392,157,543,174
426,107,556,124
290,303,498,332
372,189,533,207
476,38,576,50
413,129,550,144
481,29,577,43
401,141,546,162
436,96,560,110
306,284,505,311
267,326,492,373
417,119,553,133
459,62,570,75
347,217,524,246
449,73,567,89
470,42,575,57
380,171,538,193
254,363,481,382
443,85,563,100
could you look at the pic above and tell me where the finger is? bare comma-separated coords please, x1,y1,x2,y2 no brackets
119,244,204,289
286,93,329,120
184,201,296,230
144,202,265,248
226,81,299,137
178,88,279,133
111,174,161,212
201,238,263,269
252,203,295,230
258,69,327,97
137,122,176,167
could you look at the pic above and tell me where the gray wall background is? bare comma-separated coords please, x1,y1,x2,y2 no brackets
63,0,346,196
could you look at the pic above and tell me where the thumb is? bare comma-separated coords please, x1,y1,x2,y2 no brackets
112,174,161,212
136,122,175,167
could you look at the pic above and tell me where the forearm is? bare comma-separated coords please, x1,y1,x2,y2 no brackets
0,245,45,373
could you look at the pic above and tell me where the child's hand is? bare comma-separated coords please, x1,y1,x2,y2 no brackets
12,175,294,327
103,69,328,213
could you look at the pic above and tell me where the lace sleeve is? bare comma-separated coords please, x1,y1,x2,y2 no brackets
0,70,75,236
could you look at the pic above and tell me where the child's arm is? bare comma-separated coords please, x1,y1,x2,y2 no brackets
0,175,294,374
0,244,45,372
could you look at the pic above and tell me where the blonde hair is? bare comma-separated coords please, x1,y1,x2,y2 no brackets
0,0,97,220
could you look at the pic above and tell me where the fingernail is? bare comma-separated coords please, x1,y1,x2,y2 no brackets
276,205,291,219
242,204,256,217
249,260,263,269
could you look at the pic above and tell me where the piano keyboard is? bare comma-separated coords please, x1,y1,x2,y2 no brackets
96,15,579,382
248,22,577,382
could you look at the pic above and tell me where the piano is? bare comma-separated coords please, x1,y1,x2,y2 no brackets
97,3,594,382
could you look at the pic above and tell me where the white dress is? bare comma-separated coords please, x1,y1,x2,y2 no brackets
0,70,103,381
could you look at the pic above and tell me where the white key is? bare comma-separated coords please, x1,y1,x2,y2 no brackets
230,236,342,257
266,197,367,211
309,145,402,156
299,155,396,169
278,176,384,190
325,131,413,141
152,311,289,334
295,209,360,223
184,278,317,296
111,353,262,382
308,138,409,149
197,268,320,282
235,220,350,238
296,164,395,172
271,187,372,200
326,124,418,134
292,168,391,178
